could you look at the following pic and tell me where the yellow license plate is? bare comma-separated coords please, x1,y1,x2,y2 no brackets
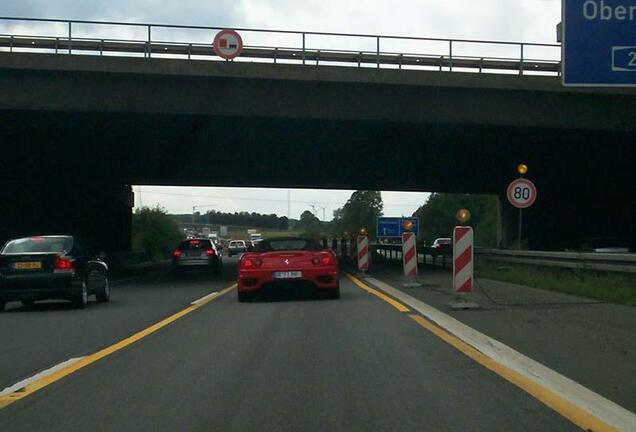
15,261,42,270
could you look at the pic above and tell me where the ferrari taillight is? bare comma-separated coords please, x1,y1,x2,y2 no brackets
173,250,182,257
206,249,215,256
312,254,333,265
241,258,262,269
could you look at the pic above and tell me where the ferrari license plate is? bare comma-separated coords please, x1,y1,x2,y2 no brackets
273,271,302,279
15,261,42,270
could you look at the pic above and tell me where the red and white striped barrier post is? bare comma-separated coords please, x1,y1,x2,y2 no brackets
449,226,479,309
357,234,369,275
402,231,421,287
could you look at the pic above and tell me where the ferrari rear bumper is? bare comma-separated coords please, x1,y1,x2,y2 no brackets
238,268,338,292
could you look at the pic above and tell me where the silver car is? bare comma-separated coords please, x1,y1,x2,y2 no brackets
227,240,248,257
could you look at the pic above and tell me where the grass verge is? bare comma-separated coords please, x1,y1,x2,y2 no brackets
475,259,636,306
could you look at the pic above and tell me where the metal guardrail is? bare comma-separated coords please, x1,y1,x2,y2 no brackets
0,17,561,75
476,249,636,274
372,243,636,274
371,243,452,268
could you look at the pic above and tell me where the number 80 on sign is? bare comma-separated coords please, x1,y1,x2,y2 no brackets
507,178,537,209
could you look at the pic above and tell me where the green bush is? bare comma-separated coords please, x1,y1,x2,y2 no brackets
132,206,183,261
476,260,636,306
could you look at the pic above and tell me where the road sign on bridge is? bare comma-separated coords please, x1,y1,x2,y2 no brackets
377,217,419,237
563,0,636,86
213,30,243,60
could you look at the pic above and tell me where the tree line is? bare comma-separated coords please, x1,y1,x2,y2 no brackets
172,211,289,230
412,193,497,247
296,190,497,247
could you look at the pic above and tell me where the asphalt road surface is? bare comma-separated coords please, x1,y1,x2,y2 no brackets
0,260,579,431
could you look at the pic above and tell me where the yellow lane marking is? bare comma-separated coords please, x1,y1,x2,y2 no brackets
408,314,616,432
0,284,236,409
346,273,410,313
349,272,616,431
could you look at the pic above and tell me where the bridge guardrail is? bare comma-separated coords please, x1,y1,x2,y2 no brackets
0,16,561,76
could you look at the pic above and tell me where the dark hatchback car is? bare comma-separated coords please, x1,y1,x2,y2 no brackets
172,239,223,276
0,235,110,311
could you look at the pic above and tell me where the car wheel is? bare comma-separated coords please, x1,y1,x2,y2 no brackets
72,280,89,309
96,275,110,303
321,287,340,300
238,291,254,303
21,299,35,308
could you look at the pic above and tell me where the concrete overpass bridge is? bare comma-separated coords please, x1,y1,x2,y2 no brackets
1,18,635,252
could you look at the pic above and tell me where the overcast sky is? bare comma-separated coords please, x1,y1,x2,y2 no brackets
1,0,561,219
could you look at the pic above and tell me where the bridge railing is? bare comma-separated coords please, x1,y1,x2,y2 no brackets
0,16,561,75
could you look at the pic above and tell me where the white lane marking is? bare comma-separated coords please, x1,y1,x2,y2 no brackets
0,357,85,397
191,292,218,305
366,277,636,432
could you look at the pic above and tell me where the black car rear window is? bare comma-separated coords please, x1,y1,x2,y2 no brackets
178,240,212,250
2,236,73,254
255,239,322,252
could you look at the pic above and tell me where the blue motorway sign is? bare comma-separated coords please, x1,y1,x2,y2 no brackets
563,0,636,86
377,217,419,237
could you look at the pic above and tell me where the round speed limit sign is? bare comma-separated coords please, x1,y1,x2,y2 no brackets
507,178,537,209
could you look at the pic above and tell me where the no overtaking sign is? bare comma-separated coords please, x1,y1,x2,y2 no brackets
213,29,243,60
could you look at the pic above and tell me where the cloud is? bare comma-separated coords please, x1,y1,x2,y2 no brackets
237,0,560,43
0,0,242,27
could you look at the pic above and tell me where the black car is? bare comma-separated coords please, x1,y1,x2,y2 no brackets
0,235,110,311
172,239,223,275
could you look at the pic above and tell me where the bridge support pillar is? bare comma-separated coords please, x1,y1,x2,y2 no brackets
497,195,518,249
0,181,133,253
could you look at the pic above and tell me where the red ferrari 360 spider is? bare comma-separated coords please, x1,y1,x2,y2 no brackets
237,237,339,302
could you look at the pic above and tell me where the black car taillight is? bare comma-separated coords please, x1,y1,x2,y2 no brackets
54,255,74,272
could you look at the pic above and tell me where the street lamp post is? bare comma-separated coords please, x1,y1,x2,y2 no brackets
192,204,216,225
516,164,528,250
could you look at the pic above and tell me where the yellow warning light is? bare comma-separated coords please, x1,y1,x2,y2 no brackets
403,220,414,232
359,227,368,236
456,208,471,224
517,164,529,175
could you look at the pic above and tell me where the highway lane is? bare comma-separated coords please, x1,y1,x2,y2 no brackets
0,261,237,391
0,269,578,431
